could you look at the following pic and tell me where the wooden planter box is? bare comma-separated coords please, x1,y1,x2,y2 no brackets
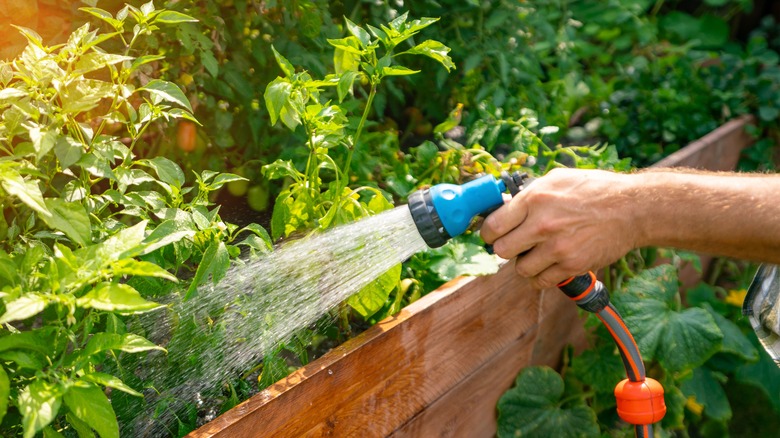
188,114,756,438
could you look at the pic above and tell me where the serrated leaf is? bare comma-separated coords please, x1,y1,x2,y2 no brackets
76,282,162,314
19,380,62,438
41,198,91,247
611,265,723,372
83,333,164,357
141,79,192,112
702,303,758,361
497,366,600,438
154,10,197,24
64,381,119,438
426,239,501,282
399,40,455,72
680,368,732,421
348,264,401,318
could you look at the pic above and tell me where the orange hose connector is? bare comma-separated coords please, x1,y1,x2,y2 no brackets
614,378,666,425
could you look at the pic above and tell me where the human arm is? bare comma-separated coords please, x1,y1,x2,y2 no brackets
479,167,780,289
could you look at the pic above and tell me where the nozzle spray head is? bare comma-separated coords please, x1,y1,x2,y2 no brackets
408,172,527,248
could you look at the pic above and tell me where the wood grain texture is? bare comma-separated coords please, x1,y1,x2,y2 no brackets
188,263,585,438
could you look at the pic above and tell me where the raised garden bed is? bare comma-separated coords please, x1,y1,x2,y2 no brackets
189,115,757,437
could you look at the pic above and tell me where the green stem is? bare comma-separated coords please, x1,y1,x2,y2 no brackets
342,82,376,185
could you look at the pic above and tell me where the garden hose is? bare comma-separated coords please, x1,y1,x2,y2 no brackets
408,172,666,437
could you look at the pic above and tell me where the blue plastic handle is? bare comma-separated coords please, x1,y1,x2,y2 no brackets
429,174,506,238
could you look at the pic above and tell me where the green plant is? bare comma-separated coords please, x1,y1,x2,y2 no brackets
0,3,270,436
498,258,780,437
262,12,456,318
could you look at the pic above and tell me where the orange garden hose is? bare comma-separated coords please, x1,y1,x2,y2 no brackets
558,273,666,438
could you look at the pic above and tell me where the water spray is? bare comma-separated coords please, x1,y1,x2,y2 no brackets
407,173,666,438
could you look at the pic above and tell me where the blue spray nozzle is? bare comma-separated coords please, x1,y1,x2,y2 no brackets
407,172,527,248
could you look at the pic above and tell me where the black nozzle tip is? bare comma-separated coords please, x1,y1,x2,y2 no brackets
408,189,450,248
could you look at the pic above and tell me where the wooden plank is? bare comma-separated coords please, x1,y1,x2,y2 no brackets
389,288,586,438
188,262,547,438
652,114,755,171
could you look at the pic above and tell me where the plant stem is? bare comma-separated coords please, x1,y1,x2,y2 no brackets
342,82,376,187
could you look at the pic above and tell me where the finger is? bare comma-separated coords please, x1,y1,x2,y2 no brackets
513,245,556,280
480,193,529,244
530,264,580,290
491,222,537,260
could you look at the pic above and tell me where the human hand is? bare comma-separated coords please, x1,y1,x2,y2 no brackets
480,168,641,289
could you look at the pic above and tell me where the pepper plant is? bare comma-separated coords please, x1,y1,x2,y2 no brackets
262,12,456,318
0,2,270,437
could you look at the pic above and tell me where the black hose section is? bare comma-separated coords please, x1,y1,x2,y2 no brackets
636,423,652,438
595,303,646,383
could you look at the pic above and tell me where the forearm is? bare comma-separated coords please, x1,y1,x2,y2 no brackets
629,169,780,264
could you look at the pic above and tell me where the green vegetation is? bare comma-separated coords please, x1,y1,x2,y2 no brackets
1,0,779,436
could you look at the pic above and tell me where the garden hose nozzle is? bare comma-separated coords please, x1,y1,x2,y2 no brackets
407,172,527,248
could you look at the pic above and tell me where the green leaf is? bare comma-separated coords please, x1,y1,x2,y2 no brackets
109,259,177,282
64,381,119,438
54,136,84,169
337,71,359,102
0,168,49,217
201,50,219,77
344,17,371,49
0,329,56,355
209,173,247,190
83,333,165,357
78,7,122,28
19,380,63,438
184,241,229,300
141,79,192,112
262,159,303,181
81,372,142,397
264,77,293,127
680,368,732,422
611,265,723,373
0,294,47,324
348,264,401,318
238,223,273,252
41,198,91,247
271,45,295,78
381,66,420,76
399,40,455,72
29,126,57,160
138,156,185,189
497,366,600,438
76,283,163,314
702,304,758,361
0,366,9,425
130,219,196,257
331,37,362,74
426,238,502,282
153,10,198,24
